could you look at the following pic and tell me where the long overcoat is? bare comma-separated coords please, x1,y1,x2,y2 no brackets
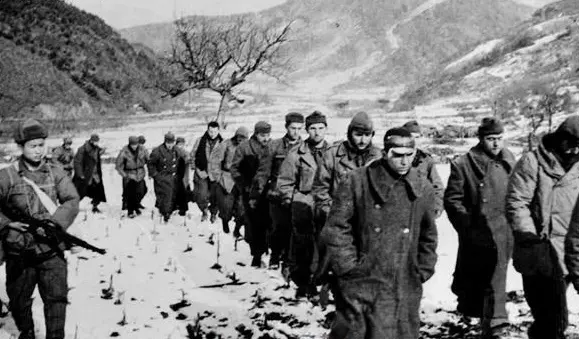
72,141,106,202
444,144,516,316
507,137,579,277
209,138,243,222
320,160,437,339
148,144,179,216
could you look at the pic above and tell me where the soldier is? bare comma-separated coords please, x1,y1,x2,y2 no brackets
312,111,382,231
256,112,304,269
277,111,330,297
231,121,272,267
0,119,79,339
175,137,191,216
402,120,444,217
209,127,250,234
148,132,180,222
115,136,148,218
50,137,74,177
190,121,223,222
73,134,106,213
508,116,579,339
444,117,516,338
320,127,437,339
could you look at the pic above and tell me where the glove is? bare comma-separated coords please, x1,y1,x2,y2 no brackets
249,199,257,209
281,198,291,208
7,222,28,232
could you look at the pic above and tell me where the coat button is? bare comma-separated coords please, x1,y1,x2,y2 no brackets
479,183,484,187
374,227,381,233
402,228,410,234
482,198,487,203
374,204,381,209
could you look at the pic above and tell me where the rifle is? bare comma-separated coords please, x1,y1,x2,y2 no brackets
20,217,106,256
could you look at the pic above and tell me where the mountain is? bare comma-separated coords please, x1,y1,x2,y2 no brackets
0,0,169,121
121,0,535,95
392,0,579,115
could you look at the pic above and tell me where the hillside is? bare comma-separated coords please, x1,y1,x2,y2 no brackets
393,0,579,117
121,0,534,96
0,0,168,121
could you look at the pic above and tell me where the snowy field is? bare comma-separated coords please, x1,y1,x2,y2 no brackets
0,114,577,338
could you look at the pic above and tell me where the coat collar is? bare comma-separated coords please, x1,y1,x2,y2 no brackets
16,157,50,174
537,136,579,179
298,140,329,167
366,160,423,204
467,144,516,179
336,141,381,168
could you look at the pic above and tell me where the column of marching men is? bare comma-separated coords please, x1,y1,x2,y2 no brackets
1,113,579,339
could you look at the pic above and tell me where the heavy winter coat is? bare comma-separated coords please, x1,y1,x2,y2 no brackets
72,141,106,202
0,158,79,258
414,148,444,215
444,144,516,316
320,160,437,339
190,134,222,180
115,145,148,182
209,138,238,194
507,137,579,277
255,135,302,202
312,140,381,217
50,146,74,176
231,136,270,199
148,144,180,215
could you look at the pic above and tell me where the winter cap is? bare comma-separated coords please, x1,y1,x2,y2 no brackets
306,111,327,129
234,126,250,139
14,119,48,145
138,135,146,144
348,111,374,134
89,134,100,142
128,136,139,145
176,137,186,144
555,115,579,140
285,112,305,126
383,127,416,153
254,121,272,134
164,132,176,142
63,137,73,145
402,120,421,135
478,117,504,137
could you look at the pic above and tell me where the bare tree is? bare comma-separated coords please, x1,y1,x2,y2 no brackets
161,16,292,124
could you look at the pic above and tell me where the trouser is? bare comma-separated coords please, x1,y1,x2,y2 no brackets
6,255,68,339
242,192,269,257
523,274,569,339
194,175,218,216
288,196,316,288
174,178,189,214
215,185,235,223
269,201,291,262
123,179,146,213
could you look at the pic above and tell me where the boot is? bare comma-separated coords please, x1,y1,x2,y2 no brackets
128,211,135,219
222,220,230,234
92,205,102,213
269,255,280,270
210,213,217,224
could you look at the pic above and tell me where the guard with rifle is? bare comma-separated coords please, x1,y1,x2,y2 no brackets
0,119,80,339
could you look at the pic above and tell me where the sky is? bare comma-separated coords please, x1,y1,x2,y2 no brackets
69,0,287,29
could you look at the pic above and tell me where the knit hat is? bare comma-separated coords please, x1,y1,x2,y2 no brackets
176,137,185,144
89,134,100,142
14,119,48,145
63,137,73,145
254,121,272,134
235,126,250,139
555,115,579,140
348,112,374,134
285,112,304,126
138,135,146,144
306,111,327,129
128,136,139,145
402,120,421,134
164,132,176,142
478,117,504,137
383,127,416,152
